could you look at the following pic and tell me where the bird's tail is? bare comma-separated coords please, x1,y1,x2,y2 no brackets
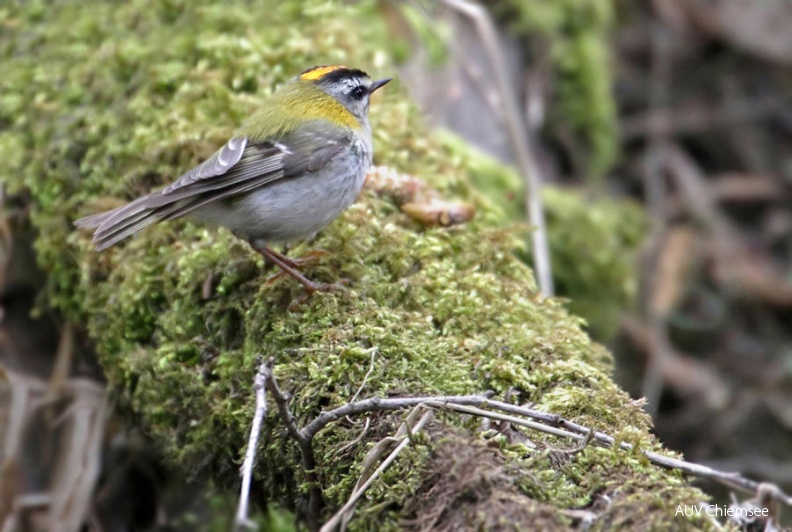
74,193,182,250
74,176,266,250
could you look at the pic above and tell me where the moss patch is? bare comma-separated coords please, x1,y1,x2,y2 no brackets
440,132,646,339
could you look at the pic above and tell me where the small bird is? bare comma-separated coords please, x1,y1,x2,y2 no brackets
75,65,391,293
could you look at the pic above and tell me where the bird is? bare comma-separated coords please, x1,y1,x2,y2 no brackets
75,65,391,293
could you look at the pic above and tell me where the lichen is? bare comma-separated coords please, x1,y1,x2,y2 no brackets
2,0,707,529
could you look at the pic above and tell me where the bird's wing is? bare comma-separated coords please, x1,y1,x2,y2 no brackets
152,124,350,204
75,123,351,249
162,136,250,194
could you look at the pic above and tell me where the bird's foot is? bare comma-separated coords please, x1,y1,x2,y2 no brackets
264,249,329,283
249,242,345,296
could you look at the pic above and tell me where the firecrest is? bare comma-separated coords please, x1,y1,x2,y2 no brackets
75,65,391,293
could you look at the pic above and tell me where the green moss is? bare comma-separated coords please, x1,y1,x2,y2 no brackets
493,0,618,176
2,0,704,529
543,187,645,339
440,132,646,339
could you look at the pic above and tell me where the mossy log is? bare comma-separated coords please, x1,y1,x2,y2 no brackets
1,1,708,529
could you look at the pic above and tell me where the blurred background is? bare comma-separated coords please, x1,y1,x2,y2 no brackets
2,0,792,529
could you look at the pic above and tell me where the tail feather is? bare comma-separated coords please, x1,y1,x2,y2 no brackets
73,210,114,229
74,173,273,249
74,191,181,250
91,209,170,250
93,195,154,232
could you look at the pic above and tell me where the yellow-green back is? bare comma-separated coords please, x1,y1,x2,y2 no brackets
239,80,360,141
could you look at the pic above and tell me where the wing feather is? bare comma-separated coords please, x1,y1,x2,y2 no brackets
162,137,249,194
75,123,354,249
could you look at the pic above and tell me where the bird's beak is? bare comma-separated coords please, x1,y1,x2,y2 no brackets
370,78,392,93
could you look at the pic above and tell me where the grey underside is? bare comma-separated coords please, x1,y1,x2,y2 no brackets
194,142,368,243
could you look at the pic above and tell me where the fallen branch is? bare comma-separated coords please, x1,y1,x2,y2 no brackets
250,372,792,529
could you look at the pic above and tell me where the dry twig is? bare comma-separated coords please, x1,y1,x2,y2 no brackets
321,407,434,532
300,393,494,441
234,360,269,531
440,0,554,297
0,369,106,532
261,358,323,531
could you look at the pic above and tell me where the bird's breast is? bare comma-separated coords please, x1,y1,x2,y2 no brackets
193,136,370,243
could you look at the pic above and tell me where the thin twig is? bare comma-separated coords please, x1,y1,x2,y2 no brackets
441,0,554,297
641,22,673,415
320,409,434,532
298,392,792,507
299,393,494,441
331,417,371,459
345,349,377,425
434,398,792,507
234,360,269,530
555,427,594,455
264,360,308,446
347,349,377,405
423,400,584,440
262,358,323,531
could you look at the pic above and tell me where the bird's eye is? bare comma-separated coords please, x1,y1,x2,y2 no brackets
350,86,367,100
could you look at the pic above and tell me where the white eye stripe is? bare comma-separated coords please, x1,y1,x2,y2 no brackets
341,77,364,88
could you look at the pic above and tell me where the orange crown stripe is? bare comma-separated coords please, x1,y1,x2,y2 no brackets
299,65,348,81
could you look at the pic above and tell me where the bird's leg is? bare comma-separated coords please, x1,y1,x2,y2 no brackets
263,249,330,286
272,248,329,270
248,241,344,294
